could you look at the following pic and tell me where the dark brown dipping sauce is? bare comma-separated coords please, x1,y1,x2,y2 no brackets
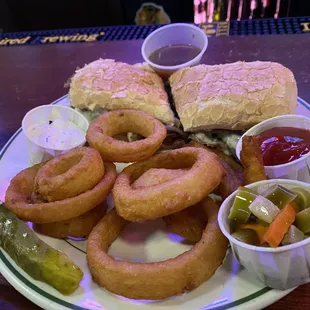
148,44,201,66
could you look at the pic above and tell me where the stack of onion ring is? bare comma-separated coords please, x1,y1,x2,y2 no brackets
86,109,167,163
5,147,116,238
34,147,105,202
86,146,227,300
87,197,228,300
113,147,225,221
4,111,231,299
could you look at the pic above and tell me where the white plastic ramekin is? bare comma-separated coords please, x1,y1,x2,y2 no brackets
236,114,310,183
218,178,310,290
141,23,208,78
22,105,89,165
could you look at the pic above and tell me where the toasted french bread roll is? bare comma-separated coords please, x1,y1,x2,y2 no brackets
69,59,175,125
169,61,297,131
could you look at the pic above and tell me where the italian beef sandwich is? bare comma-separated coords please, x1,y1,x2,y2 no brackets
69,58,175,125
169,61,298,155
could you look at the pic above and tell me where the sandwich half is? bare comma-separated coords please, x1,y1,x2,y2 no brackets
69,59,175,125
169,61,297,155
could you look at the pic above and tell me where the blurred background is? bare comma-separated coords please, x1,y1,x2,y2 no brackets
0,0,309,32
194,0,309,23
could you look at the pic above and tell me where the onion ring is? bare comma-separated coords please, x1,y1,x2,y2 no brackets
113,147,225,221
132,168,206,242
86,109,167,163
34,147,105,202
33,201,108,239
87,197,228,300
5,163,116,223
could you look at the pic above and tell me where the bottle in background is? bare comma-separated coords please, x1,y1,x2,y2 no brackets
194,0,292,21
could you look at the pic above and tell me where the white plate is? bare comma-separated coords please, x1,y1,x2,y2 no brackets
0,96,309,310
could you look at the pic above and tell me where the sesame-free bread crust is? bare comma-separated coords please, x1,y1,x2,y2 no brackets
169,61,297,131
69,59,175,125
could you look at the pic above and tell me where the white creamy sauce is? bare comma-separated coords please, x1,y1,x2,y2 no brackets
27,119,85,149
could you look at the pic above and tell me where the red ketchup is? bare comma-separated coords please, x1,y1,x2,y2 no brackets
260,127,310,166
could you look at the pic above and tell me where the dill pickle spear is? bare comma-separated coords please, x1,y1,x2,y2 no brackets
264,185,297,209
0,203,83,295
228,187,257,226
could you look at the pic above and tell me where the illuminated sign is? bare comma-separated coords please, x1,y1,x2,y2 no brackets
41,32,105,44
0,36,31,45
200,22,230,37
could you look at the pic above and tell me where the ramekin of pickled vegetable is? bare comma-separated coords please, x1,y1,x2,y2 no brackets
218,179,310,290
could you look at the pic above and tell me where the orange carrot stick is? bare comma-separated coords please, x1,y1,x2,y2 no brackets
263,204,296,248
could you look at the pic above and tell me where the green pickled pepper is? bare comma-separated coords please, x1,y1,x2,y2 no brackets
264,185,297,209
231,229,259,246
296,208,310,234
291,187,310,211
228,187,257,226
256,219,270,227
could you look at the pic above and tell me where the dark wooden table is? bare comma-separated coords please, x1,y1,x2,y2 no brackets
0,35,310,309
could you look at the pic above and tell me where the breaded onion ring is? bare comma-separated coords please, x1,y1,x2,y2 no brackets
5,163,116,223
34,147,105,202
132,168,206,242
113,147,225,221
86,109,167,163
87,197,228,300
33,201,108,239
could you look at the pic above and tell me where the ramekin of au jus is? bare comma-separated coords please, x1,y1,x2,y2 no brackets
141,23,208,78
218,179,310,290
236,114,310,182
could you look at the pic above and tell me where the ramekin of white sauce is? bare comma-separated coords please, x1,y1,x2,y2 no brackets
22,105,89,164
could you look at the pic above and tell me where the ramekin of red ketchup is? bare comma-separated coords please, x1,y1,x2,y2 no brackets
260,127,310,166
236,115,310,182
